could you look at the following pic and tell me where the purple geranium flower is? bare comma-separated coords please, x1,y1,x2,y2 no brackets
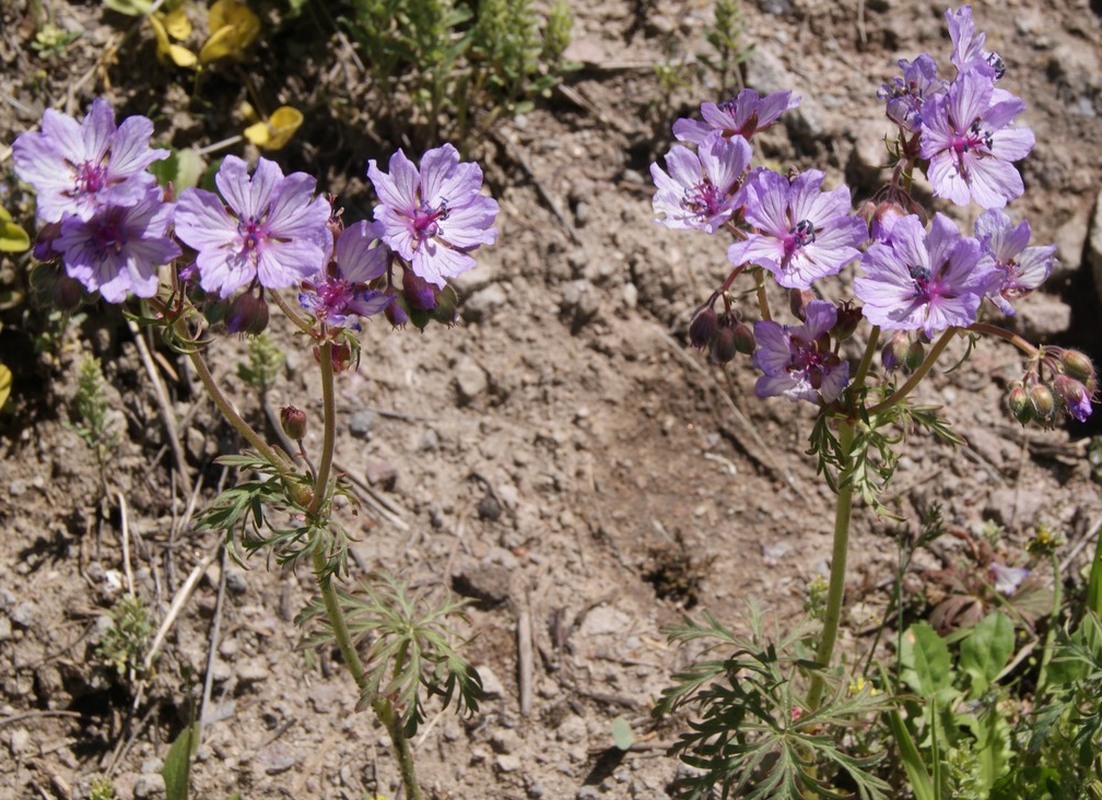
725,169,867,290
989,563,1029,596
651,133,751,234
367,144,498,289
672,88,800,144
299,220,393,329
877,55,945,132
974,209,1055,315
855,213,994,337
12,98,168,224
752,300,850,404
946,5,1004,79
919,70,1034,208
175,156,332,298
55,188,180,303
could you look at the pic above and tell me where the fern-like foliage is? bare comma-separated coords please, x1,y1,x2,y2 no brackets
299,573,482,737
655,605,893,800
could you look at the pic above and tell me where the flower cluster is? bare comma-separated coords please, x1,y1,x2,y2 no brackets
651,5,1091,425
13,99,179,302
13,102,498,340
879,5,1032,209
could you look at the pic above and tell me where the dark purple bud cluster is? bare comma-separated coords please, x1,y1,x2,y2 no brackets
688,304,754,364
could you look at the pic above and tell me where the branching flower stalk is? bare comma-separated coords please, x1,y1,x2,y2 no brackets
649,5,1097,796
11,97,497,798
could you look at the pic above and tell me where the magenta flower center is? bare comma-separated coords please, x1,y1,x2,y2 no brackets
411,199,448,243
909,265,935,303
317,275,355,316
683,179,725,217
91,211,128,256
72,160,109,197
783,218,816,257
237,218,266,253
787,334,836,390
950,118,994,156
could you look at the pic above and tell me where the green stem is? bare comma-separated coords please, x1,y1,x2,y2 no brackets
849,325,881,413
865,327,958,417
808,419,858,710
187,347,289,471
753,267,771,321
1087,519,1102,617
307,342,423,799
967,321,1038,357
1035,552,1062,699
270,290,316,336
311,529,422,800
307,341,336,516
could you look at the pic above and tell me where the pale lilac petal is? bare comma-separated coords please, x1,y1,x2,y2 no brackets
967,157,1023,208
751,321,790,375
439,196,500,248
175,188,238,250
804,301,838,339
671,117,711,144
411,243,475,288
196,247,254,296
336,221,389,283
419,144,462,204
926,153,972,206
256,239,320,288
109,115,169,176
990,127,1035,163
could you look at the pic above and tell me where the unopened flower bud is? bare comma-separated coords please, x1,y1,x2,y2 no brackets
1007,384,1032,424
51,272,84,311
225,291,269,335
689,306,718,349
33,222,62,261
710,325,738,364
831,303,862,341
732,322,755,355
280,405,307,440
1061,349,1096,386
789,289,813,321
870,201,906,243
881,332,911,372
385,295,410,328
329,342,354,374
1052,374,1093,423
1028,383,1056,423
432,285,459,325
904,339,925,372
402,271,437,311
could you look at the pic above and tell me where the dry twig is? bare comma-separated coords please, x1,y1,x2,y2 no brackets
128,319,194,500
517,604,534,717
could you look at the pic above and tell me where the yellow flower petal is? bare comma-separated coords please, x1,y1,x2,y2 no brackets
163,6,192,40
199,24,237,63
0,208,30,253
263,106,303,150
205,0,259,59
242,106,303,151
150,15,198,67
0,363,11,410
242,119,270,147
